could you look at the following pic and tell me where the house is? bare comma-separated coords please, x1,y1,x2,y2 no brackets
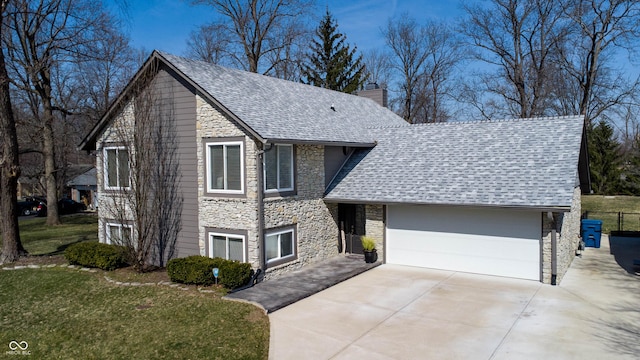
79,50,589,284
66,167,97,209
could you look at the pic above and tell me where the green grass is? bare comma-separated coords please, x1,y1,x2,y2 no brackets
1,214,270,358
0,214,98,256
582,195,640,233
17,214,99,255
0,268,269,359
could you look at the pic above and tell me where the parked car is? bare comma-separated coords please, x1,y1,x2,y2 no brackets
36,198,87,217
16,197,40,216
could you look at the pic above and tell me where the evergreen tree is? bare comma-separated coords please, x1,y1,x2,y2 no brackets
621,134,640,195
588,120,622,194
301,10,367,94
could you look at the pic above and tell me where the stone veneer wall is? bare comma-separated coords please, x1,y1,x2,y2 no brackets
541,186,581,284
263,144,340,279
195,95,261,266
365,204,385,260
95,102,135,244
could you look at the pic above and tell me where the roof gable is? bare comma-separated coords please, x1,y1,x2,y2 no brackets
156,52,406,145
80,51,406,151
325,116,585,209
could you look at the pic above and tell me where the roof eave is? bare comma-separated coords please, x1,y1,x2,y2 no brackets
322,197,572,212
266,139,376,147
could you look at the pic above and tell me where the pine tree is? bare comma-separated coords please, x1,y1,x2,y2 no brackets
621,134,640,195
301,10,367,94
588,120,622,194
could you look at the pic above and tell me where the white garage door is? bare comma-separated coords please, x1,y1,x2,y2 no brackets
386,205,540,280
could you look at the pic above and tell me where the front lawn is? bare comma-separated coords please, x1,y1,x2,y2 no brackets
1,214,98,256
1,213,269,359
0,267,269,359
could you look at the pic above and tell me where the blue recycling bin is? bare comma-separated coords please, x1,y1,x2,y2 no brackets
581,219,602,248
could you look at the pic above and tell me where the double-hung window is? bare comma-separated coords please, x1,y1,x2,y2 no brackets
209,232,246,262
106,222,132,245
265,228,296,265
264,144,294,193
206,140,244,194
104,146,130,190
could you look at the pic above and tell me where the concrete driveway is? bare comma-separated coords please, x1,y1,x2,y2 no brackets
269,235,640,359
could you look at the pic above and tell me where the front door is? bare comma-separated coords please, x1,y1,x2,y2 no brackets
338,204,365,254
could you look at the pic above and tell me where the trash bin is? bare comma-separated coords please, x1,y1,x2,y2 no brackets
581,219,602,248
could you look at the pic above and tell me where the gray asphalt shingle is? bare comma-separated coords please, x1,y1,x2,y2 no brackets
325,116,584,209
158,52,406,144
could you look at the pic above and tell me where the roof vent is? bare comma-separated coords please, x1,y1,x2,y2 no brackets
331,104,336,111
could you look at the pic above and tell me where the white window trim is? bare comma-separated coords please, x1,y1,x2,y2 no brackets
105,222,133,245
265,228,296,264
264,144,294,193
205,141,245,194
208,232,246,262
103,146,130,191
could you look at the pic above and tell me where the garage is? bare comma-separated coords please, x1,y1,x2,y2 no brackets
386,205,541,281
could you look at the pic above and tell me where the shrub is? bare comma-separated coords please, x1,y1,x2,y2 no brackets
167,256,252,289
218,260,252,289
167,256,218,286
361,236,376,251
64,242,127,271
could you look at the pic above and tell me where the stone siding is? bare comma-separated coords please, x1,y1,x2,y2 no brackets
96,102,136,244
365,204,385,260
542,186,581,284
263,145,340,279
195,95,261,265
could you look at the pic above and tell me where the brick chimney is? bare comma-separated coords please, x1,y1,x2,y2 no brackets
358,83,388,108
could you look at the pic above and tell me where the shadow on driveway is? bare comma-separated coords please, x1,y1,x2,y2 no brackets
609,232,640,274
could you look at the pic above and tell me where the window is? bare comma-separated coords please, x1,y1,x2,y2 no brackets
209,232,246,262
206,141,244,194
264,144,294,193
265,227,296,265
104,146,130,190
106,222,132,245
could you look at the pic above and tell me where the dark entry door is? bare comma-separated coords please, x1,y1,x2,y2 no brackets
338,204,365,254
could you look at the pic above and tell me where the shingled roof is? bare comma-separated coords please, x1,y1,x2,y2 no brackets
79,51,406,151
325,116,586,210
158,52,405,145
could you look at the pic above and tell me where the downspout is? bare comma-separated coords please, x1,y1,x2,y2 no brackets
257,142,266,275
547,212,557,285
256,142,272,276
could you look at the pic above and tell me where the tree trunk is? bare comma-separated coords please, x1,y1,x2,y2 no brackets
42,105,60,226
0,1,27,263
37,66,60,226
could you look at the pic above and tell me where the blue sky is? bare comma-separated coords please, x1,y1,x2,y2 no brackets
113,0,463,55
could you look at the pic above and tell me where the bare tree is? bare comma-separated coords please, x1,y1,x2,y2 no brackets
461,0,566,119
4,0,125,225
362,48,393,88
0,0,27,264
383,16,430,123
384,15,463,123
186,22,232,65
557,0,640,125
103,64,182,271
413,22,465,123
188,0,313,75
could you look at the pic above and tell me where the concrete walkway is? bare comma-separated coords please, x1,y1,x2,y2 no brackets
268,235,640,359
225,254,380,313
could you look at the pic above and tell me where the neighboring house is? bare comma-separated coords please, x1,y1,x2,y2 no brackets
67,167,97,209
80,51,589,284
